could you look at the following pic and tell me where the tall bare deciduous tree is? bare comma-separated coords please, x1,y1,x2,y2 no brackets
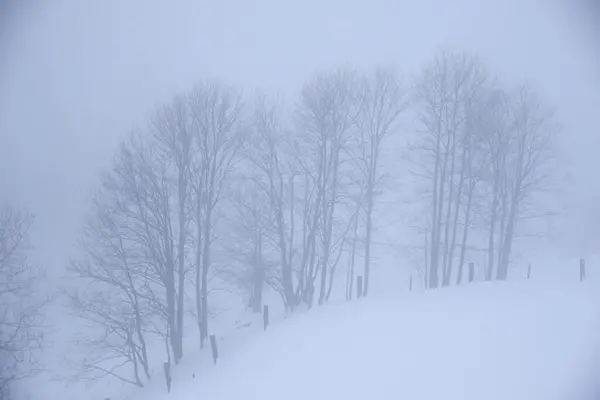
455,94,488,285
0,207,45,400
354,68,408,296
411,50,558,286
66,174,152,387
491,86,558,280
246,94,300,309
222,178,274,312
296,69,359,305
412,51,489,288
69,80,245,383
115,130,183,364
343,177,365,301
150,95,193,361
188,81,243,348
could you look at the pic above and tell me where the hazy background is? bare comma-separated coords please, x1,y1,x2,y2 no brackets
1,0,599,282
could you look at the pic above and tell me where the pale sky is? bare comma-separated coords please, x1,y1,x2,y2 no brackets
0,0,598,277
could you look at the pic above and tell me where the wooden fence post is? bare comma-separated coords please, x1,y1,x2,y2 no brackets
527,263,531,280
409,275,412,292
209,334,219,364
263,305,269,330
580,258,586,282
357,276,363,298
468,262,475,283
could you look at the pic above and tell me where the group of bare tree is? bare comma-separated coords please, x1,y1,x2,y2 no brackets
64,49,558,388
65,68,407,386
234,68,407,310
0,207,45,400
65,82,243,386
408,51,557,288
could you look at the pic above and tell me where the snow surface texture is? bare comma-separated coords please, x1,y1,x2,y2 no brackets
119,259,600,400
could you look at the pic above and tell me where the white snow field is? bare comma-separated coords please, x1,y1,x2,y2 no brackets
123,260,600,400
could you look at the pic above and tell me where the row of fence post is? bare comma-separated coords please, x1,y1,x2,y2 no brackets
523,259,587,282
405,258,588,292
163,258,590,391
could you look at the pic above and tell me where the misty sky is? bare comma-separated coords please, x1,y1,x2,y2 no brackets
0,0,598,278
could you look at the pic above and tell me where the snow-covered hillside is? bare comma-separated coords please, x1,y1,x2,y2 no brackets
118,260,600,400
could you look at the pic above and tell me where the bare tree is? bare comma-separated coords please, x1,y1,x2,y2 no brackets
494,86,558,280
411,50,488,288
411,50,558,286
222,179,275,312
0,208,45,400
188,81,243,348
245,94,302,309
293,168,321,308
296,69,358,305
475,88,512,281
345,200,363,301
150,95,194,362
455,99,488,285
354,68,407,296
66,181,152,387
100,130,183,367
459,84,559,282
65,291,146,388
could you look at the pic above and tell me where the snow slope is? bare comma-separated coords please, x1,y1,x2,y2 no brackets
129,267,600,400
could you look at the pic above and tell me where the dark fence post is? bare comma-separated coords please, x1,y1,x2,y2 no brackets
468,262,475,283
357,276,363,298
580,258,586,282
210,334,218,364
163,361,171,393
263,305,269,330
409,276,412,292
527,263,532,280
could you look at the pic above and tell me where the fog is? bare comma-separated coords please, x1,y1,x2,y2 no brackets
0,0,599,399
1,0,598,275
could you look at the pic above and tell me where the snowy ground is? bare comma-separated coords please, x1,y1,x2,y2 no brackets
111,258,600,400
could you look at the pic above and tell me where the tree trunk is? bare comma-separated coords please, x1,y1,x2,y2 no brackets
429,129,442,289
165,262,178,364
432,131,451,288
200,210,211,348
456,182,474,285
175,170,186,363
195,196,203,349
347,211,359,301
444,128,468,286
130,342,143,387
277,205,295,309
441,129,457,286
487,170,500,281
270,172,295,309
319,139,341,305
252,230,264,313
497,171,508,271
133,299,150,379
363,194,374,297
497,193,519,281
